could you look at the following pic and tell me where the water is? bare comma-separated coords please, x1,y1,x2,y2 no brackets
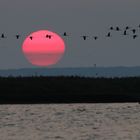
0,103,140,140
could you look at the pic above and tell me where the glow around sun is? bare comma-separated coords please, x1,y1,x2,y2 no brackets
22,30,65,67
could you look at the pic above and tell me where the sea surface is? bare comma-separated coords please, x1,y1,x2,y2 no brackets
0,103,140,140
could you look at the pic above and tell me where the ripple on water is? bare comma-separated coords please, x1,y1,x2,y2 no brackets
0,103,139,140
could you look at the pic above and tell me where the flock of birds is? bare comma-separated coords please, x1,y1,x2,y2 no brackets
74,25,140,40
0,25,140,41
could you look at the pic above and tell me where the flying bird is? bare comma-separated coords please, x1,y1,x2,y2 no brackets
133,35,138,39
116,27,121,31
125,26,131,30
81,35,88,40
46,34,52,39
48,35,52,39
63,32,69,37
29,36,33,40
93,36,98,40
15,35,20,39
109,26,114,30
1,33,6,38
106,32,111,37
122,30,128,36
132,29,136,34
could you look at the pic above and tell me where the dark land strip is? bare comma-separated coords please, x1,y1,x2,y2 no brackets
0,76,140,104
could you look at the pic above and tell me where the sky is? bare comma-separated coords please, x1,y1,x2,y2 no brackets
0,0,140,69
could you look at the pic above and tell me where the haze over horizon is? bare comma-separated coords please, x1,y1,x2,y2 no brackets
0,0,140,69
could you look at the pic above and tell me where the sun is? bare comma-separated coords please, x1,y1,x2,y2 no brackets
22,30,65,67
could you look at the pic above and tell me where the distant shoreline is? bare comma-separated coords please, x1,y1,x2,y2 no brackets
0,67,140,77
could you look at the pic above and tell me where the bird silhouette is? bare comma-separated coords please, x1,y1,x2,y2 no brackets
125,26,131,30
132,29,136,34
93,36,98,40
109,27,114,30
106,32,111,37
29,36,33,40
133,35,138,39
122,30,128,36
15,35,20,39
116,27,121,31
1,33,6,38
46,34,52,39
48,35,52,39
63,32,69,37
81,35,88,40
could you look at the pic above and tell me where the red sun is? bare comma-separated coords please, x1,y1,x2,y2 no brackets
22,30,65,67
